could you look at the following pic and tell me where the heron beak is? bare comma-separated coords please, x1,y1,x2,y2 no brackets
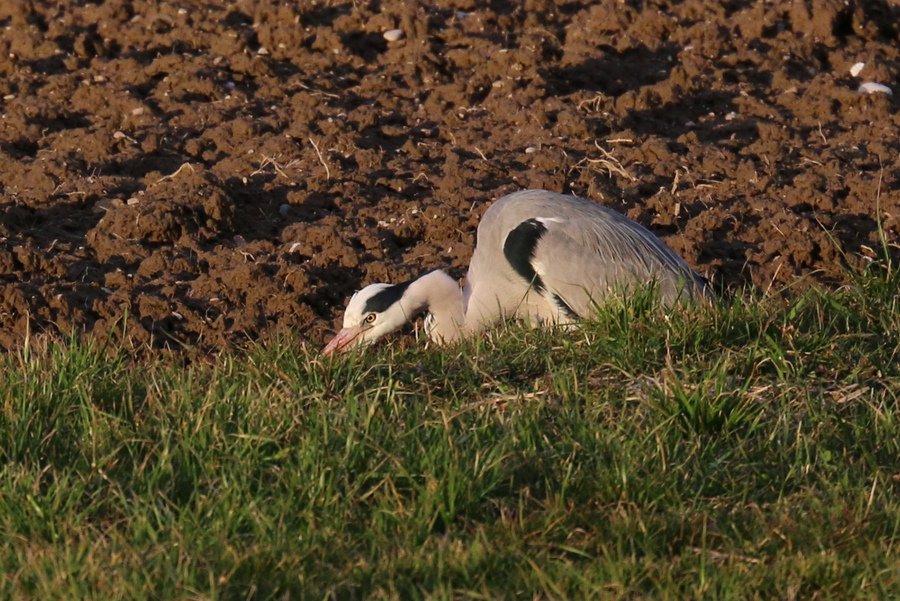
321,326,365,356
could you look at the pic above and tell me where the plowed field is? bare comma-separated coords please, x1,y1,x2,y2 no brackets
1,0,897,351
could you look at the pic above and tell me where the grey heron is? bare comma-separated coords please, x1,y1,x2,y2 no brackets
322,189,709,355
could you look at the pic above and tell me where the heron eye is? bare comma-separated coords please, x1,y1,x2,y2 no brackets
365,313,377,324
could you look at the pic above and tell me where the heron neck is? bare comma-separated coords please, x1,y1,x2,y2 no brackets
403,270,465,344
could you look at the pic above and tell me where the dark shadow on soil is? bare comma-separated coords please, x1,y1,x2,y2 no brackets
544,44,679,96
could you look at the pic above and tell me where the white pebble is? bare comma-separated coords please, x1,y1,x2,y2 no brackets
849,62,865,77
724,111,738,121
525,146,536,154
857,82,893,96
126,197,140,206
257,46,269,55
131,107,144,116
112,130,127,139
383,29,404,42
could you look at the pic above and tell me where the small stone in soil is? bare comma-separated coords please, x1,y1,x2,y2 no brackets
857,82,893,95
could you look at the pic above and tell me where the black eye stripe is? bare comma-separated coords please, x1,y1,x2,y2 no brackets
363,280,412,313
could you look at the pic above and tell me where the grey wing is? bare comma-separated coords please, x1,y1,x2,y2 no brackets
530,215,705,317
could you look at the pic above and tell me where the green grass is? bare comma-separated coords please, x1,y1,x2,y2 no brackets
2,263,899,600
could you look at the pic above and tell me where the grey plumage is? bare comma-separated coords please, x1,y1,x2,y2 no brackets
464,189,708,328
322,189,709,355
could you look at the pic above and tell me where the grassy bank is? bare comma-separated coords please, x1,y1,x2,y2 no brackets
2,265,898,599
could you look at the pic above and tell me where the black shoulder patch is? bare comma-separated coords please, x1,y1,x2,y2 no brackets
503,218,547,291
364,280,412,313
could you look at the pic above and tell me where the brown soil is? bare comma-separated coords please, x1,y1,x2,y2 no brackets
0,0,897,352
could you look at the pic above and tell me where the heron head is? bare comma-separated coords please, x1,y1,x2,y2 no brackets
322,281,413,355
